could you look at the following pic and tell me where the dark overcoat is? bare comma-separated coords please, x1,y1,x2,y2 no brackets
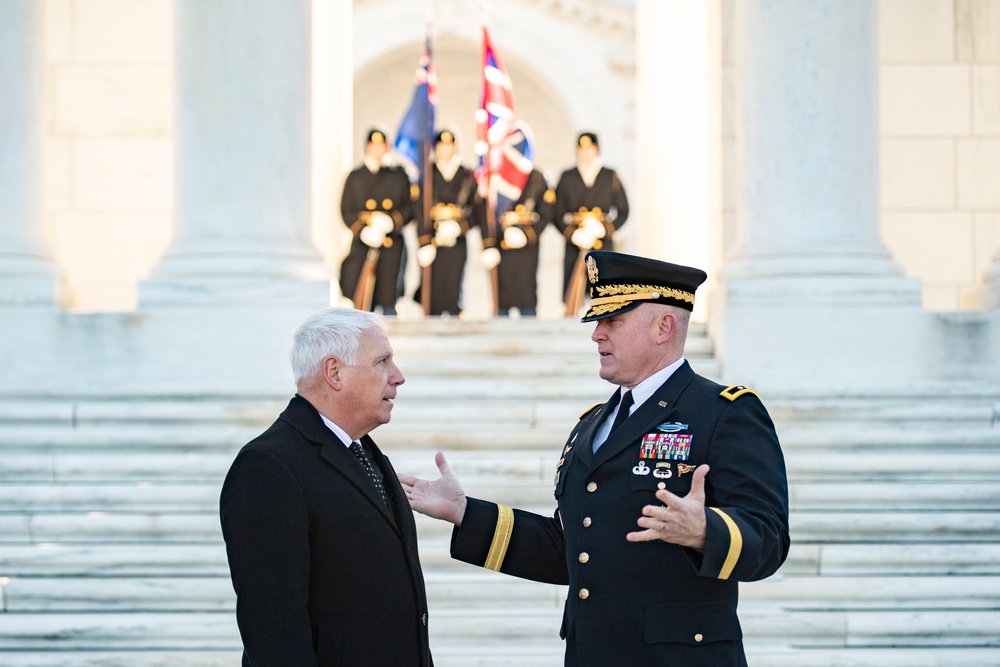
451,362,789,667
220,395,432,667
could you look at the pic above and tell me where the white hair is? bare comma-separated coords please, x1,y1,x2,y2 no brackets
290,308,387,384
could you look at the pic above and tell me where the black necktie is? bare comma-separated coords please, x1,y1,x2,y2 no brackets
610,390,634,433
349,441,392,510
594,390,634,452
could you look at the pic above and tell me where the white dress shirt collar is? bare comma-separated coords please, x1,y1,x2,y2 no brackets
318,413,354,448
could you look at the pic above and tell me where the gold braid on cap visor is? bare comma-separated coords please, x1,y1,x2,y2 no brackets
587,284,696,317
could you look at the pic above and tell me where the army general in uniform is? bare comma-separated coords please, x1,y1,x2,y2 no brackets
400,251,790,667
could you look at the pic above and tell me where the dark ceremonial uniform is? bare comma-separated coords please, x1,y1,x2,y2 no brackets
554,166,629,297
481,169,555,314
339,164,414,311
414,163,480,315
449,251,789,667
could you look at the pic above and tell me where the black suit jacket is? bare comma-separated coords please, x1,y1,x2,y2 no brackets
220,395,432,667
451,362,789,667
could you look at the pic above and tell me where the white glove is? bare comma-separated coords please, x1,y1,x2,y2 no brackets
480,247,501,269
580,214,607,239
360,225,386,248
571,227,597,250
503,226,528,249
417,244,437,267
368,211,395,234
434,219,462,248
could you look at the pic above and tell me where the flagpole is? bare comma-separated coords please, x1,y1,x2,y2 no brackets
487,187,500,318
420,138,433,317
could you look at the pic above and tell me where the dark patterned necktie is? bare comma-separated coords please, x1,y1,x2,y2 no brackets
349,441,392,509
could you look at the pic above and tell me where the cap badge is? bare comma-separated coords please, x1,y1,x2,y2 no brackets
586,256,599,284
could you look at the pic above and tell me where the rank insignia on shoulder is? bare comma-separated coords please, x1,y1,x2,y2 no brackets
721,384,759,401
579,403,602,419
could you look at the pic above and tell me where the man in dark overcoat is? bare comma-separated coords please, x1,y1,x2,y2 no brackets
400,251,789,667
221,307,432,666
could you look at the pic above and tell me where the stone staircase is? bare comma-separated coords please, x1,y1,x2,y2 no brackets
1,318,999,666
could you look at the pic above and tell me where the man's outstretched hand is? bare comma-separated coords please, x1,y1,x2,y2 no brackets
397,451,468,527
627,464,709,552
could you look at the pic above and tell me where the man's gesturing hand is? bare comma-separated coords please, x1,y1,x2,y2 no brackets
626,464,709,553
397,451,468,527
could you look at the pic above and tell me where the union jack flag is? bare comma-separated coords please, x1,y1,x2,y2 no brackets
395,28,437,182
474,26,534,222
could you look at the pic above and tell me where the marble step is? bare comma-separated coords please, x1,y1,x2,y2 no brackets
384,317,710,337
4,574,998,612
5,448,1000,484
768,398,999,427
395,354,719,379
5,542,999,578
0,426,578,451
1,608,998,650
2,648,1000,667
2,508,998,544
2,647,999,667
772,425,1000,449
4,386,993,431
1,387,993,426
2,480,998,512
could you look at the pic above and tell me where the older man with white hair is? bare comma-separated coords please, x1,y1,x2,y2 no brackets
221,307,432,666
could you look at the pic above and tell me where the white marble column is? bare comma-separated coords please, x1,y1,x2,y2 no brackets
635,0,714,321
713,0,927,389
311,0,354,299
0,0,62,305
141,0,330,306
724,0,919,306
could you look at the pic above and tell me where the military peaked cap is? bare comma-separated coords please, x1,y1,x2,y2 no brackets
582,251,707,322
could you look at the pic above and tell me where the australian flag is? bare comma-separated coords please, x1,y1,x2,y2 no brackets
395,28,437,181
475,26,534,223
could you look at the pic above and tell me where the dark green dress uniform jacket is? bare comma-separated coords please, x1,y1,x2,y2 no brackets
221,396,433,667
451,362,789,667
